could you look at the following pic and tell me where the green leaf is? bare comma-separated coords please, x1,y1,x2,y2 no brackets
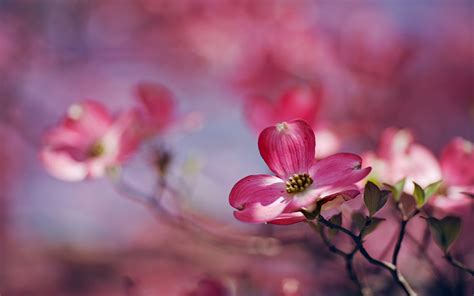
361,217,385,237
426,216,462,252
424,180,443,202
301,209,317,220
398,193,417,220
328,213,342,238
385,178,406,202
364,181,389,216
413,182,426,208
351,212,366,232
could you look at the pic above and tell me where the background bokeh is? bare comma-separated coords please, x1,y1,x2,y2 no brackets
0,0,472,295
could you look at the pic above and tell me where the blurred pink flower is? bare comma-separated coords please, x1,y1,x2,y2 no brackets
244,86,339,157
336,10,411,81
229,120,370,225
40,101,139,181
363,128,442,192
431,137,474,213
440,137,474,186
186,277,229,296
135,82,176,136
244,86,322,132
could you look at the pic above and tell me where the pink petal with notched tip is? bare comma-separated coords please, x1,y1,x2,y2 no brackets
309,153,371,188
258,120,315,179
229,175,290,223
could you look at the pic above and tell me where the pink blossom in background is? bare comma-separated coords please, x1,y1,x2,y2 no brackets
244,86,322,132
229,120,370,225
440,137,474,187
363,128,442,192
431,137,474,214
2,1,473,294
185,277,230,296
335,9,411,81
244,86,340,158
40,101,139,181
134,82,176,137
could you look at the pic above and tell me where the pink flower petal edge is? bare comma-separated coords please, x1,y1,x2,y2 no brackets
229,175,288,223
310,153,372,188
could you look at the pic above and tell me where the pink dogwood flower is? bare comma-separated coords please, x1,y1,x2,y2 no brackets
431,137,474,213
229,120,371,225
244,86,322,132
363,128,442,192
40,101,139,181
244,86,340,157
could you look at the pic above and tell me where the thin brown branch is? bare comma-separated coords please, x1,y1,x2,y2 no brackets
317,215,417,296
445,253,474,276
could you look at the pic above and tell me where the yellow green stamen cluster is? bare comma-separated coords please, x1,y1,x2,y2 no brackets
88,142,105,158
286,173,313,194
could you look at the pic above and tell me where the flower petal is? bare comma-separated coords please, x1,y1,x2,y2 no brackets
102,110,141,162
63,100,113,140
229,175,289,223
40,148,88,181
309,153,371,188
268,212,306,225
440,138,474,186
258,120,315,179
233,196,290,223
277,86,321,127
136,82,175,132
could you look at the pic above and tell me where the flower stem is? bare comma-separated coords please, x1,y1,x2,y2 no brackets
445,253,474,276
317,215,417,296
392,219,408,266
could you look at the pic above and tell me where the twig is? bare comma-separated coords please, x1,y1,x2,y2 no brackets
445,253,474,276
317,215,417,296
392,219,408,266
111,175,308,254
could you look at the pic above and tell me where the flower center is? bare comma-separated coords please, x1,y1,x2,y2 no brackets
88,141,105,158
285,173,313,194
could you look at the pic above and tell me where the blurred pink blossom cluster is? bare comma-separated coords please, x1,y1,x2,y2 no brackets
40,83,175,181
0,0,472,295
